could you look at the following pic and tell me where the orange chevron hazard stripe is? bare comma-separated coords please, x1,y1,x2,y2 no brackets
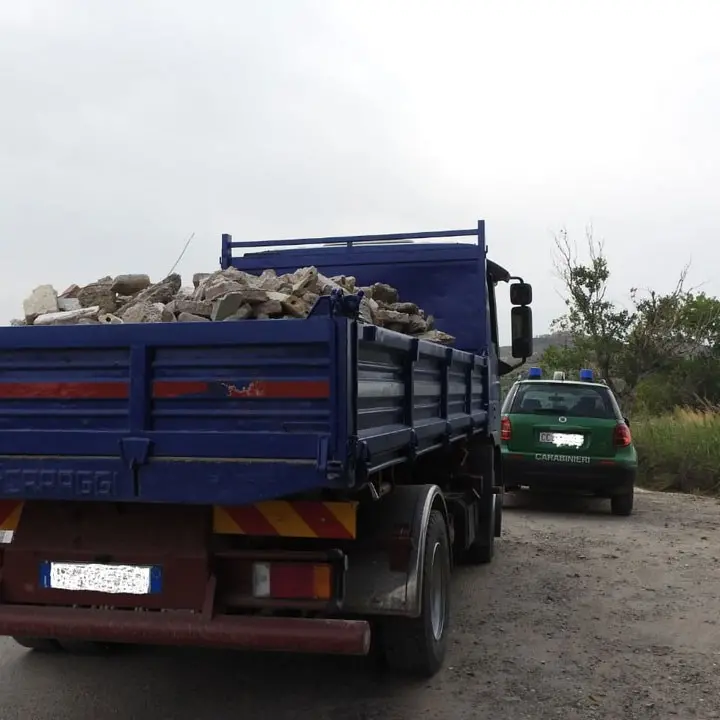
0,501,23,531
213,501,357,539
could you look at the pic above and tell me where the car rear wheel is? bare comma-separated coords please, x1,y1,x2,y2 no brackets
611,487,634,516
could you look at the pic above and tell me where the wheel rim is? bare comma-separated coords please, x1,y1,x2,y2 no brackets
429,541,447,641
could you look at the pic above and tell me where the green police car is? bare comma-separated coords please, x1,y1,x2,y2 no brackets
500,367,637,515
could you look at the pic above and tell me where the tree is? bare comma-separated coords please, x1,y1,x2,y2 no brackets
544,226,720,410
549,227,631,396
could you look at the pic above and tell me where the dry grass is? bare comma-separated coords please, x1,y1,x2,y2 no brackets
633,407,720,495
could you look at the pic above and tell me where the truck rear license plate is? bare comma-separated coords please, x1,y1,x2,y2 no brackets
39,561,162,595
539,432,584,448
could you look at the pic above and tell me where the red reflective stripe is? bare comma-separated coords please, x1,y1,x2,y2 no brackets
0,382,128,399
224,380,329,399
224,506,278,536
153,380,329,399
291,501,354,540
152,381,209,398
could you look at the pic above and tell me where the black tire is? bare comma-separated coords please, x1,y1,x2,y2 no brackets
382,510,451,677
611,487,634,516
494,489,503,538
463,492,495,564
12,637,62,652
58,640,119,654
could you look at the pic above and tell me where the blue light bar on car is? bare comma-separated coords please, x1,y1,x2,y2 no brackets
527,367,542,379
579,368,594,381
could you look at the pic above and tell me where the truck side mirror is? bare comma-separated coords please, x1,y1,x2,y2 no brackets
511,306,533,358
510,282,532,306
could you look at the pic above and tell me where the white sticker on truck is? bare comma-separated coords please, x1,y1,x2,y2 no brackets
535,453,591,464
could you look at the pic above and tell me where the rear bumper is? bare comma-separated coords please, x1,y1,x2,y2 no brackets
502,452,636,494
0,605,371,656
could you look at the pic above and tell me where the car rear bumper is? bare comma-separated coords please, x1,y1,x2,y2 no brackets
502,451,636,495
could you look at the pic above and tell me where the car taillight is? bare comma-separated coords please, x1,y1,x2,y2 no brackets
501,416,512,442
613,423,632,447
252,562,333,600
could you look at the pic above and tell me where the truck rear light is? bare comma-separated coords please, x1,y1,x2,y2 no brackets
500,416,512,441
613,423,632,447
252,562,332,600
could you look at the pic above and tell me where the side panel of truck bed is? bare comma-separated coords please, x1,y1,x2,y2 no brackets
0,319,344,505
0,309,487,505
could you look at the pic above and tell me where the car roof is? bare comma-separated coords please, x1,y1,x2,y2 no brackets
514,379,608,390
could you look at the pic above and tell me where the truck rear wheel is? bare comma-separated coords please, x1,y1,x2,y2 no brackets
12,637,61,652
463,492,496,564
382,509,450,677
494,488,503,537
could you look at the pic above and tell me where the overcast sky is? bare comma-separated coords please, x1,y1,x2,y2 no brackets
1,0,718,342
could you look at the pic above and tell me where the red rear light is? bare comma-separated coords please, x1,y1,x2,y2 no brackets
252,562,332,600
613,423,632,447
501,416,512,442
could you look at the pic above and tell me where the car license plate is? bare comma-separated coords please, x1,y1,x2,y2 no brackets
39,561,162,595
539,432,584,448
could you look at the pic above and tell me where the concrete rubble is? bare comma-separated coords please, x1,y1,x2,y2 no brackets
14,267,455,345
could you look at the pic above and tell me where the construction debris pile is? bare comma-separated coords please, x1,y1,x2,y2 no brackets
16,267,455,345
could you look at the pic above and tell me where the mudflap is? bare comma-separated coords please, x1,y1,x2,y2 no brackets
342,484,449,619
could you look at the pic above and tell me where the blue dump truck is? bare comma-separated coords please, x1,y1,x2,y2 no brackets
0,222,532,677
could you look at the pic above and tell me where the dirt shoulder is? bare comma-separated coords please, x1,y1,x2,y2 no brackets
0,490,718,719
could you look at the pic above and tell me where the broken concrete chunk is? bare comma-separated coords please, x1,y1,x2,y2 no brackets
211,292,269,321
418,330,455,345
316,273,343,295
60,284,81,299
254,299,283,317
408,314,427,334
221,304,254,321
20,264,451,342
34,305,101,326
77,282,117,314
176,286,195,301
376,309,411,327
111,274,151,295
155,303,175,322
358,296,379,324
10,318,27,326
370,283,399,305
256,269,282,290
178,312,211,322
192,273,211,289
330,275,357,292
291,267,319,295
58,297,82,312
203,281,246,302
23,285,59,322
121,301,165,324
390,302,419,315
118,274,181,315
98,313,123,324
173,299,213,318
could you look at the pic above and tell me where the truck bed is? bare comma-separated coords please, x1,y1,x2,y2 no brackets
0,302,487,506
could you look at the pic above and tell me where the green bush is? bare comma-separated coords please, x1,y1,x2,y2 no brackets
633,409,720,495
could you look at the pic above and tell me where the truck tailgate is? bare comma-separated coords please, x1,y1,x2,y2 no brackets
0,317,343,505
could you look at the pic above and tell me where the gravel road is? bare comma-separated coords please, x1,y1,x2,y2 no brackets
0,489,718,719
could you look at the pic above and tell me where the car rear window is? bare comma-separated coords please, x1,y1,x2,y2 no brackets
509,382,617,419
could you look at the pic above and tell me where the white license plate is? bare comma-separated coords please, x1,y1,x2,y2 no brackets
41,562,161,595
539,432,584,448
